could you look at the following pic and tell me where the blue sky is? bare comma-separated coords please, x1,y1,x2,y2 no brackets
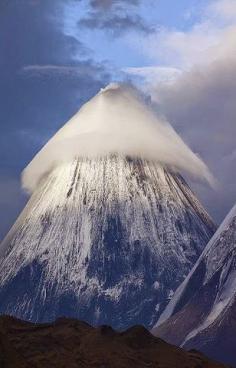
0,0,236,240
63,0,207,69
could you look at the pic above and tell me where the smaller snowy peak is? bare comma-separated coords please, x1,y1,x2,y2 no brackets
203,203,236,282
22,83,214,193
155,203,236,329
153,203,236,364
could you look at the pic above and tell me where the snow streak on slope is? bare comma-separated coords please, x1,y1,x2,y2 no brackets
22,83,214,193
0,156,215,329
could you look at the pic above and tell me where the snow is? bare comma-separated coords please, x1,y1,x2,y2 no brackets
153,281,160,290
181,269,236,346
0,155,215,328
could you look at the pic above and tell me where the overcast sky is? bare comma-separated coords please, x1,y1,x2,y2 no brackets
0,0,236,240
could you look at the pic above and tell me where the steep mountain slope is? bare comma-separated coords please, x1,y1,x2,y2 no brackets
153,204,236,365
0,155,215,329
0,315,229,368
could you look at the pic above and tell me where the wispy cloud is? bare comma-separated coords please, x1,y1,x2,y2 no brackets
21,62,109,79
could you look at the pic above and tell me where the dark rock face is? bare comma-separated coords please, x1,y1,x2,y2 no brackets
0,156,215,329
153,205,236,366
0,315,228,368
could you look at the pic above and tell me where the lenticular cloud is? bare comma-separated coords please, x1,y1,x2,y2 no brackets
22,83,214,193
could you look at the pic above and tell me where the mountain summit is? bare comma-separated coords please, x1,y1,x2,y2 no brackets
22,83,214,193
0,84,216,329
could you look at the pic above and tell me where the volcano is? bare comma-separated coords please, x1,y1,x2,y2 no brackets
0,84,216,329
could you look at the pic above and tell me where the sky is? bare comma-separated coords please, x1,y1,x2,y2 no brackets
0,0,236,240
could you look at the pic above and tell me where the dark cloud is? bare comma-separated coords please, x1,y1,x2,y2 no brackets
0,1,87,71
78,0,152,35
155,57,236,223
89,0,140,10
0,0,110,240
79,13,152,34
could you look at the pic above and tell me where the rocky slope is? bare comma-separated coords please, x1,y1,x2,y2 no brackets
0,315,229,368
0,155,215,329
153,204,236,366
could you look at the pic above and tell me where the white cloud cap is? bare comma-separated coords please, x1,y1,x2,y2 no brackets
22,83,214,193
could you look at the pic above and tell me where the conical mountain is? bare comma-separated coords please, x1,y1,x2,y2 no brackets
153,204,236,365
0,84,216,329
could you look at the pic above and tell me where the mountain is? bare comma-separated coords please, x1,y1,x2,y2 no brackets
153,204,236,365
0,315,229,368
0,156,215,329
0,84,216,329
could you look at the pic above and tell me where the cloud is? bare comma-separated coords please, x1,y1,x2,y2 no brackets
21,62,110,81
151,57,236,223
0,0,111,239
78,0,152,35
89,0,140,10
130,0,236,69
207,0,236,21
137,23,236,69
79,13,152,35
0,0,111,147
0,174,27,241
124,66,182,87
22,83,214,193
125,0,236,222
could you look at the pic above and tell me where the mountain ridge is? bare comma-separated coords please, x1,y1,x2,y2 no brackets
0,315,229,368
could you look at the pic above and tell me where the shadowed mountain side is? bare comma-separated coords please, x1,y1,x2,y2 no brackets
0,315,230,368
